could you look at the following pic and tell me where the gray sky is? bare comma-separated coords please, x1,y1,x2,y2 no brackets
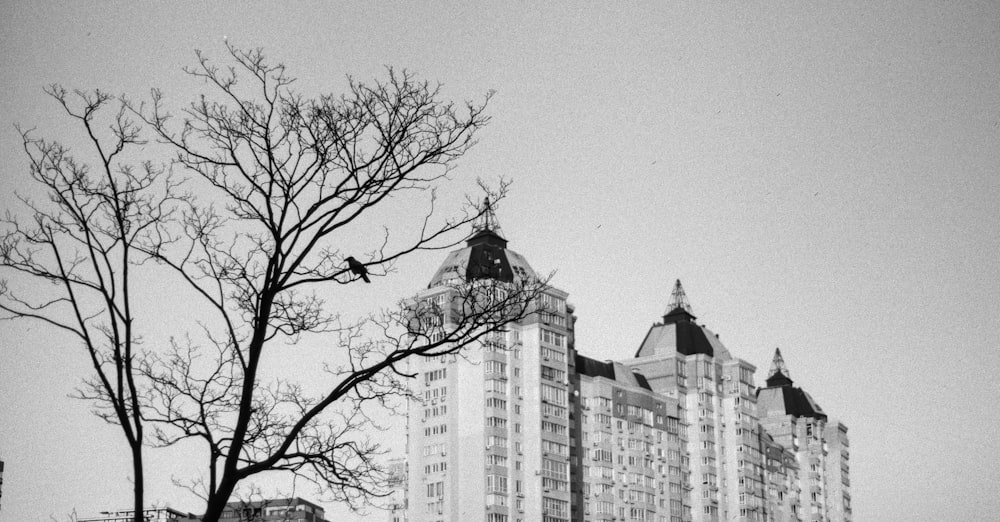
1,2,998,520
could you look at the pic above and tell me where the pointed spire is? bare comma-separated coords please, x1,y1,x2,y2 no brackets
662,279,697,324
471,197,505,238
666,279,692,315
768,348,788,379
466,196,508,249
765,348,794,387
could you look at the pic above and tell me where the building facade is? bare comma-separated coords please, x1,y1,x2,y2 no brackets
81,498,328,522
216,497,328,522
756,350,852,521
398,219,851,522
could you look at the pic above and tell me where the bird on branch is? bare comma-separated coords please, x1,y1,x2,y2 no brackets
345,256,371,283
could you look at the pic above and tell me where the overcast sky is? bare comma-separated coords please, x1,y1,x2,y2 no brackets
2,2,999,521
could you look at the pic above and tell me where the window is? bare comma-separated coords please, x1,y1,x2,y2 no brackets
542,476,568,491
424,368,447,384
484,360,507,375
541,346,565,362
541,383,567,405
538,294,566,313
485,397,507,410
541,311,566,327
486,474,508,493
541,329,566,347
542,420,567,435
542,440,569,456
486,453,507,466
541,365,566,382
426,481,444,497
422,443,446,456
541,402,567,418
485,378,507,394
542,497,569,518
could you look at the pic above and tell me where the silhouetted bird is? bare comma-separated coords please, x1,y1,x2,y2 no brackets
345,256,370,283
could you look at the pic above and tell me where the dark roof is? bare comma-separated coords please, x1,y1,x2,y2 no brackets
576,354,616,380
765,369,794,387
467,228,508,249
674,320,714,357
465,230,514,283
758,379,828,421
663,305,697,323
426,227,537,288
575,354,652,391
777,386,827,421
660,306,714,357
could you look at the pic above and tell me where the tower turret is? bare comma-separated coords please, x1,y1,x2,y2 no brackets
662,279,697,324
426,197,536,287
766,348,794,387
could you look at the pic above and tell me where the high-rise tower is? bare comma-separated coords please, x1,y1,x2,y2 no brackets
406,209,572,522
399,231,853,521
757,350,852,522
624,281,764,521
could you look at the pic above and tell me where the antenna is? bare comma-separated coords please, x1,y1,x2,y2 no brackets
668,279,692,314
769,348,790,379
471,197,505,238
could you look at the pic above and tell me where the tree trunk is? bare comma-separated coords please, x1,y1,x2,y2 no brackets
132,443,144,522
201,478,237,522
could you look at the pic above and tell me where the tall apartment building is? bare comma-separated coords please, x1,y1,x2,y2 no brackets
400,217,851,522
624,282,767,521
406,212,574,522
757,350,852,521
572,356,685,521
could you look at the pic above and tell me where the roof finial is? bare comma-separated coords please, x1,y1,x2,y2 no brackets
765,347,795,387
471,197,504,238
666,279,692,315
768,347,790,380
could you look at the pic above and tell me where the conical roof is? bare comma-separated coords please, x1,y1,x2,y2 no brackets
757,349,827,420
635,280,731,360
426,199,537,288
766,348,794,387
663,279,693,318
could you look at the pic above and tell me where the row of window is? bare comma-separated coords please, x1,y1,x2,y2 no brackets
424,368,447,383
541,383,567,406
423,386,447,401
540,329,566,347
422,442,446,456
424,461,446,474
424,405,447,418
426,480,444,498
424,423,447,436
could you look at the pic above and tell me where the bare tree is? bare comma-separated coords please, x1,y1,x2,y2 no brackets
126,45,547,520
1,87,181,522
